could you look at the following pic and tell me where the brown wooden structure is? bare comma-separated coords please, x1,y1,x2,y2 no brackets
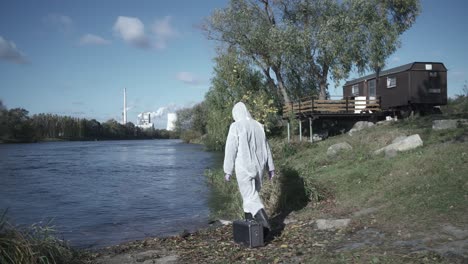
343,62,447,112
282,62,447,142
283,96,381,119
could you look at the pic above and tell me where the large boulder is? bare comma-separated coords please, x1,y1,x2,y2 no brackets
348,121,374,136
374,134,423,155
433,119,468,130
327,142,353,157
315,219,351,230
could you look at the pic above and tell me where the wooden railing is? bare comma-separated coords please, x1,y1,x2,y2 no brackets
283,96,381,117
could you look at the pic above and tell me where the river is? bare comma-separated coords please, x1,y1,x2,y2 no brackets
0,140,221,249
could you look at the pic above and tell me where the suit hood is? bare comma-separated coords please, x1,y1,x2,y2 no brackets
232,102,252,122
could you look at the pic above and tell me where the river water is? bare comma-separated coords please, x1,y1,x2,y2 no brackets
0,140,221,249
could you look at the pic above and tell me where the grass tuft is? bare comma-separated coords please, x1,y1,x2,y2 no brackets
0,210,87,264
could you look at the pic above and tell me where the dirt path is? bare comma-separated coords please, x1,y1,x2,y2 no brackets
86,212,467,264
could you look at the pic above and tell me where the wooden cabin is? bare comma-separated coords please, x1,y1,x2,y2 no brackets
343,62,447,112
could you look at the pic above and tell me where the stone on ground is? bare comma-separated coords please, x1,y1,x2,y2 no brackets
348,121,375,136
374,134,423,155
327,142,353,157
315,219,351,230
432,119,468,130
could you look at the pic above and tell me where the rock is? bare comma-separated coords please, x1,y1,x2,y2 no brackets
327,142,353,157
348,121,374,136
377,116,397,126
352,207,380,217
433,119,468,130
374,134,423,155
433,119,459,130
218,219,232,226
95,250,178,264
392,136,407,144
283,218,298,225
315,219,351,230
312,132,328,142
441,224,468,240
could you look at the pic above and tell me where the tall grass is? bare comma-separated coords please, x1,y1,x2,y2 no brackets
0,210,85,264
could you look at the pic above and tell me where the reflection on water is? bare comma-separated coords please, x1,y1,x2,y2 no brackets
0,140,219,249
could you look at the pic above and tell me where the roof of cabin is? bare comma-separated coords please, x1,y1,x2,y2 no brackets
344,62,446,86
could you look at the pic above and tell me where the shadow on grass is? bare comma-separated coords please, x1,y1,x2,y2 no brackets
267,167,309,243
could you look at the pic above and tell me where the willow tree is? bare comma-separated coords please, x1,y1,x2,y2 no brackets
204,0,297,104
346,0,420,87
205,0,420,101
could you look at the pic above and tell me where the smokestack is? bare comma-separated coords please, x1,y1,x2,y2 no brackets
123,88,127,124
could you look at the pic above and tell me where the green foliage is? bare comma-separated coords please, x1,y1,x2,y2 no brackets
0,210,85,264
0,103,176,142
204,49,280,150
205,169,243,219
175,102,208,143
205,0,420,100
441,82,468,116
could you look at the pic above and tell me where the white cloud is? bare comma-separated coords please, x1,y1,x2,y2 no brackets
44,14,73,33
113,15,179,50
0,36,28,64
152,16,179,49
176,72,204,85
79,34,111,46
113,16,150,49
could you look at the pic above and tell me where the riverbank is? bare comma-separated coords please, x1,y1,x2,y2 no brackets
78,115,467,263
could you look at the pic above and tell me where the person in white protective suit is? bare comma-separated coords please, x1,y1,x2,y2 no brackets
223,102,275,231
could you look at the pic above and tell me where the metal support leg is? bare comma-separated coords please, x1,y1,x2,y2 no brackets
299,120,302,142
309,118,313,143
287,121,290,143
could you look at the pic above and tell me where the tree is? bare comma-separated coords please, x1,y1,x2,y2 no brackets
204,0,295,104
5,108,33,140
204,49,278,150
346,0,420,86
0,100,7,139
205,0,420,101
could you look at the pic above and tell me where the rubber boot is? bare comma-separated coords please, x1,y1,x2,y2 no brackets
254,209,271,230
255,209,271,239
244,212,254,220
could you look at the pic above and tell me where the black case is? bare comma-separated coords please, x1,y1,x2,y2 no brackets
233,219,264,248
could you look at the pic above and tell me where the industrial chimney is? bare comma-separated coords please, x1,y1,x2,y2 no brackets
123,88,127,124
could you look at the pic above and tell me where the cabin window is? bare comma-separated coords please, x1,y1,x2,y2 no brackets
352,84,359,96
429,71,438,77
387,77,396,88
368,79,376,97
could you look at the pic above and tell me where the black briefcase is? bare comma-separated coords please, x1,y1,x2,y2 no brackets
233,219,264,248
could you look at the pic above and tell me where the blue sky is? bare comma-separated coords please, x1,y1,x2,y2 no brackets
1,0,467,126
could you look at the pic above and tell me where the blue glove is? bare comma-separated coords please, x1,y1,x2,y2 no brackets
268,170,275,180
225,174,231,182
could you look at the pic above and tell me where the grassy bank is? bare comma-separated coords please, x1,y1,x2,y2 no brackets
0,211,88,264
209,115,467,225
198,115,467,263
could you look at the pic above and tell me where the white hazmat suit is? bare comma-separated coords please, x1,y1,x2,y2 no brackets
223,102,275,216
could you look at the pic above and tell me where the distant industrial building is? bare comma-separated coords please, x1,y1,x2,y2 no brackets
136,112,155,130
166,113,177,131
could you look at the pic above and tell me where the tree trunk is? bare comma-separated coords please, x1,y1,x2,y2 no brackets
319,77,328,100
318,66,329,100
272,67,290,104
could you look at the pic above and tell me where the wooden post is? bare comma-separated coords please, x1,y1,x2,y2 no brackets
346,97,349,112
309,117,313,143
287,121,290,143
299,120,302,142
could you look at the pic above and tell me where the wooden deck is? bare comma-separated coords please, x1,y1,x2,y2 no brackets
283,96,382,119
